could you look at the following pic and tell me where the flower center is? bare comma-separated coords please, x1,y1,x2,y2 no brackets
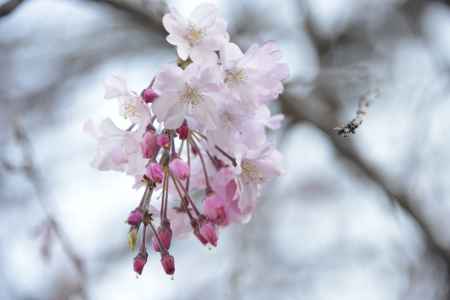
185,25,204,46
225,68,246,85
241,160,263,183
120,102,139,119
180,85,203,106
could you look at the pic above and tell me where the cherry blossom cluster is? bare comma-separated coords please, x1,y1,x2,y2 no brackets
85,3,288,277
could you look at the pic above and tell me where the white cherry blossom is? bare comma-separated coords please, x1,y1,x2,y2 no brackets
163,3,229,64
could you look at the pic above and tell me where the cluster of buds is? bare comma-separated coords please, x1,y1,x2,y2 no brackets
85,3,288,276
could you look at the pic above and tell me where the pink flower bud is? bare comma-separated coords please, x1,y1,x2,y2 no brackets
152,222,173,252
199,222,218,247
141,130,158,159
176,121,189,140
169,158,189,180
127,209,143,226
161,254,175,275
141,88,158,103
193,226,208,245
145,163,164,183
156,134,170,149
133,251,148,275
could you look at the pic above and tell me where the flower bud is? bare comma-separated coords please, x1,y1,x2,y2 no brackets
193,227,208,245
152,222,173,252
141,130,158,159
161,254,175,275
169,158,189,180
176,121,189,140
128,227,138,251
133,251,148,275
156,134,170,149
127,209,143,226
199,222,218,247
141,88,158,103
145,163,164,184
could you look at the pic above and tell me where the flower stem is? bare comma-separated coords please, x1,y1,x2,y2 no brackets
188,136,212,193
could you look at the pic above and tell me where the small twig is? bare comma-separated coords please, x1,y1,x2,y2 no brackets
334,89,379,137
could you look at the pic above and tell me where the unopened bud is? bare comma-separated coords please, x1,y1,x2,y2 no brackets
199,222,218,247
141,130,158,159
169,158,189,181
176,120,189,140
145,162,164,184
127,209,143,226
141,88,158,103
133,251,148,275
156,134,170,149
161,254,175,275
152,222,173,252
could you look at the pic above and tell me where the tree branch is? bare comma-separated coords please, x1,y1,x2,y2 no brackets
6,122,89,300
0,0,26,18
280,91,450,285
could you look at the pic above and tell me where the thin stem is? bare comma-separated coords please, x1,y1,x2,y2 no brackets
160,171,168,221
170,132,176,158
191,130,237,167
177,139,185,157
162,168,169,220
170,173,201,217
186,140,191,192
189,137,212,192
214,145,238,167
147,221,168,254
139,224,148,253
138,184,153,210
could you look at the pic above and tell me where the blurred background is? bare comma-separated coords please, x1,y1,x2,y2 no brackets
1,0,450,299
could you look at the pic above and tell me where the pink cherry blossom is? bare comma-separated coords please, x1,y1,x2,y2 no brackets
84,119,146,176
220,42,289,108
88,2,288,278
152,63,221,129
104,75,151,126
237,144,284,218
162,3,229,64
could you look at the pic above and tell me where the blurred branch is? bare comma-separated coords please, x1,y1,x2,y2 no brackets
5,123,89,300
280,91,450,295
0,0,25,17
87,0,166,36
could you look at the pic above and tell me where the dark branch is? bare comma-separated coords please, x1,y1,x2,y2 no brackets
0,0,26,18
280,91,450,277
